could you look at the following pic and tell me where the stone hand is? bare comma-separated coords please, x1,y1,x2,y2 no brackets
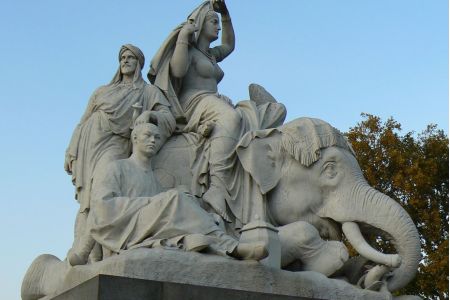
212,0,228,14
147,111,159,125
64,153,73,175
179,21,198,41
134,111,158,126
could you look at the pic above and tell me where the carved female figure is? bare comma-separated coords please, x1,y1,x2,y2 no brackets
149,0,241,222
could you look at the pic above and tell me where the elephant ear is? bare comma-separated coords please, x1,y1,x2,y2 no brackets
236,129,284,194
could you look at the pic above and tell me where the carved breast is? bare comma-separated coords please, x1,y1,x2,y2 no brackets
194,54,224,83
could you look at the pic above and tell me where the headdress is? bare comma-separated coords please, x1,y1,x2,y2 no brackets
110,44,145,87
148,1,214,122
119,44,145,70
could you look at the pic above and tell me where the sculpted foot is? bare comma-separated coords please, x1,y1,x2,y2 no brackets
67,235,95,266
183,234,211,252
67,251,86,266
232,241,269,261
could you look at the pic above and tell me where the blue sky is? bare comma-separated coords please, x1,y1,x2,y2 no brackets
0,1,447,299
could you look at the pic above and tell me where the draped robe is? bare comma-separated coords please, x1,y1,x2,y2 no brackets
89,158,238,254
66,78,175,212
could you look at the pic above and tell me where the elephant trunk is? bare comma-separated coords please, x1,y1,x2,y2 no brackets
319,179,421,292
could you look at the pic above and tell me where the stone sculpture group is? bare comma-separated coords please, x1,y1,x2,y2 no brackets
22,1,422,299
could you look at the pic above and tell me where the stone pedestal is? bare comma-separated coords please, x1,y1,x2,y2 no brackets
25,248,391,300
51,275,316,300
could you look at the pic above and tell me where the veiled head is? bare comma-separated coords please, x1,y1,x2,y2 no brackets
200,10,220,41
186,1,217,44
119,44,145,70
110,44,145,85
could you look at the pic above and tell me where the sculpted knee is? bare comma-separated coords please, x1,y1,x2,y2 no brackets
279,221,322,249
214,104,241,133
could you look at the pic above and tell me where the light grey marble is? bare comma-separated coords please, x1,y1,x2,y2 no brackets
23,248,395,300
22,1,422,299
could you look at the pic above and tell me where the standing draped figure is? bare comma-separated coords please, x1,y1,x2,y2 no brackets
65,44,175,263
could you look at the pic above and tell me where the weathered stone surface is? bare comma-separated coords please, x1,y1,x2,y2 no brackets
52,275,314,300
45,248,390,300
22,1,422,299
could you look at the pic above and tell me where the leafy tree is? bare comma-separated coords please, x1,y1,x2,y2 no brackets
345,113,448,300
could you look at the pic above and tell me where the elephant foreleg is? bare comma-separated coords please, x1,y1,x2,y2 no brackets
278,221,349,276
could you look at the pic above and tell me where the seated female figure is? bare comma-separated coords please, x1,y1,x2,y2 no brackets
150,1,239,222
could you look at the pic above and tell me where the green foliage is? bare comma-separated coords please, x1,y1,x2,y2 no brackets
345,113,449,300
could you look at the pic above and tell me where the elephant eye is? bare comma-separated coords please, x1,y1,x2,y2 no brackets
322,162,337,178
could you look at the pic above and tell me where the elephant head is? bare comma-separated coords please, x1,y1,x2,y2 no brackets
236,117,421,292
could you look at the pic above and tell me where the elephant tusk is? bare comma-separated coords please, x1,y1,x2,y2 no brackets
342,222,401,268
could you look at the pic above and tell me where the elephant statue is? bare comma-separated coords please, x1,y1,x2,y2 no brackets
153,116,421,293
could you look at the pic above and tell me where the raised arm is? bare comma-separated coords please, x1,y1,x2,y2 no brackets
212,0,235,61
170,22,197,78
